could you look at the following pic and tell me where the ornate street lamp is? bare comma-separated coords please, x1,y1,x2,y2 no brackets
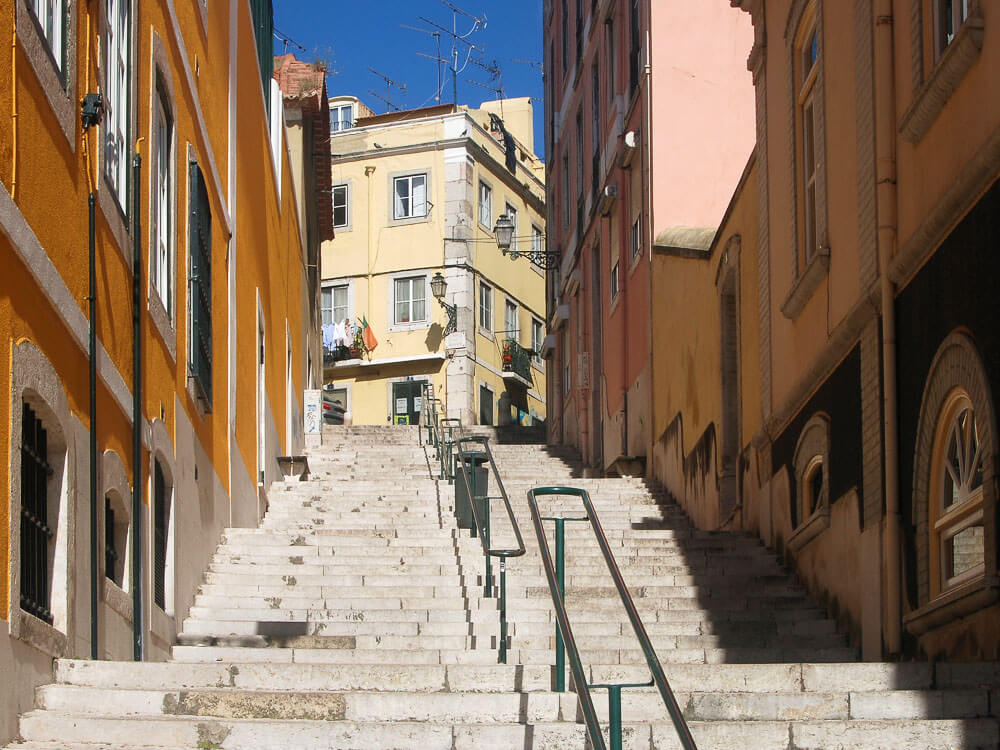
493,212,561,270
430,271,457,336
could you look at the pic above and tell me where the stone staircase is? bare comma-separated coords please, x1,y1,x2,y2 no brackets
6,425,999,749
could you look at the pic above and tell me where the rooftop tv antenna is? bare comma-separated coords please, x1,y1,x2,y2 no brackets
401,24,445,104
416,0,487,106
367,68,407,114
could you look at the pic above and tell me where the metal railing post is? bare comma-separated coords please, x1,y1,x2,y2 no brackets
499,558,508,663
608,685,623,750
483,497,492,596
554,517,566,693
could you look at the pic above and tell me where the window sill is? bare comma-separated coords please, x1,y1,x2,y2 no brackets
781,248,830,320
387,214,431,229
386,320,431,334
478,327,495,342
786,505,830,553
148,291,177,362
13,608,68,658
102,578,133,623
16,2,76,147
899,16,984,144
903,575,999,636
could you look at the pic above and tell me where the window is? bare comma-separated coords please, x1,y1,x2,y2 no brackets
575,112,584,223
479,383,494,426
332,184,349,228
788,413,831,551
30,0,65,72
153,458,170,610
393,173,427,219
322,283,349,325
105,0,131,208
188,160,213,407
20,402,54,624
505,300,519,340
591,62,601,197
505,203,518,251
562,329,571,393
561,0,568,74
331,103,353,131
631,215,641,261
797,17,820,265
479,282,493,332
151,86,174,319
629,0,641,93
479,181,492,228
104,495,127,587
610,260,619,300
930,390,985,594
393,276,426,324
561,154,571,228
531,318,544,364
606,18,616,105
532,225,544,268
937,0,970,55
249,0,273,113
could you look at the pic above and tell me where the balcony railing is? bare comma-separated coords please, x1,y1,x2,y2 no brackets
502,338,534,384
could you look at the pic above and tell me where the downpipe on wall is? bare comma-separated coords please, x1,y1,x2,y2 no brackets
132,145,145,661
874,0,902,656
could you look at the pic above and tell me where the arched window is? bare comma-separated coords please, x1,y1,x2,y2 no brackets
788,413,830,551
929,389,985,596
908,331,996,633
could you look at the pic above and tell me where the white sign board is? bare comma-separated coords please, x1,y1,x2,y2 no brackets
395,398,408,415
303,390,321,435
414,397,423,412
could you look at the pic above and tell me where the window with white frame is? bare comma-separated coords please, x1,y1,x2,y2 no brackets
936,0,971,55
505,203,518,252
331,103,353,132
478,181,492,228
930,389,985,594
393,173,427,220
151,86,173,319
610,260,619,300
532,225,544,256
30,0,66,72
393,276,426,324
797,14,820,266
631,215,641,261
105,0,130,208
531,318,543,364
479,282,493,332
505,300,519,340
322,283,349,326
332,184,349,228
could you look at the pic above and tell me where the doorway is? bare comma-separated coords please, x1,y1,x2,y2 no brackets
391,380,423,425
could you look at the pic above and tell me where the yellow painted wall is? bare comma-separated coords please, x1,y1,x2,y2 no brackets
322,102,546,426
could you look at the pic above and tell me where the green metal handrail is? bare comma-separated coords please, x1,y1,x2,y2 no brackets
454,436,526,664
439,418,462,482
526,486,697,750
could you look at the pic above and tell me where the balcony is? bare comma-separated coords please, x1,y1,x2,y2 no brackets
501,338,534,388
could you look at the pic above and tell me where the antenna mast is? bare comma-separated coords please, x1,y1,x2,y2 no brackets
401,24,445,104
367,68,407,114
417,0,487,106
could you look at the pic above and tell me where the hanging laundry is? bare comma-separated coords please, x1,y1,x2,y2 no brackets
322,322,337,351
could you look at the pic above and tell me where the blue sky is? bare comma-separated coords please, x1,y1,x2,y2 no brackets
273,0,547,159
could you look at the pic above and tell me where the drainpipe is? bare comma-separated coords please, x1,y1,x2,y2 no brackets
874,0,901,655
81,5,100,661
642,20,654,472
131,146,145,661
10,5,17,200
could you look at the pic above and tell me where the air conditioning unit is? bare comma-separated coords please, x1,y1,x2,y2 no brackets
598,184,618,216
621,130,639,168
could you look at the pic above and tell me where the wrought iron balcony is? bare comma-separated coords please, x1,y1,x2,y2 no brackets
502,338,534,385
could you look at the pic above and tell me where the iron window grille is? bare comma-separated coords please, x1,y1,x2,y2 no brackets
20,402,54,624
188,160,213,407
153,460,168,610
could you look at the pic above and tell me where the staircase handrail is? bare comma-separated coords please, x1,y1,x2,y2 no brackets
526,485,697,750
454,435,526,663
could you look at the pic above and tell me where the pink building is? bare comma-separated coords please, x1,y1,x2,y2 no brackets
543,0,755,474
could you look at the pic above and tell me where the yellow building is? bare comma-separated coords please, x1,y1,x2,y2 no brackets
321,97,548,428
0,1,320,740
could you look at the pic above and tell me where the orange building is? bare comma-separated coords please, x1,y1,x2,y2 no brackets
0,0,321,739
